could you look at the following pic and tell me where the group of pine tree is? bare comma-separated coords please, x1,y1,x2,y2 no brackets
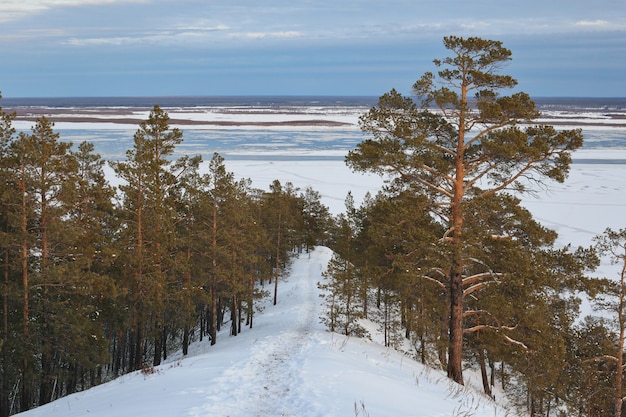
0,97,332,416
0,36,625,416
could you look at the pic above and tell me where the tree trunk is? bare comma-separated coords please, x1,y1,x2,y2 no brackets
210,291,217,345
247,269,254,329
183,326,190,356
617,331,624,417
217,298,224,331
445,63,470,386
200,307,206,342
182,245,191,356
384,295,390,347
39,351,52,405
274,213,281,305
162,327,167,361
438,298,448,370
616,251,626,417
1,231,9,417
153,330,162,367
238,297,243,334
362,260,369,319
231,295,238,336
447,262,464,384
478,348,492,397
112,332,122,376
134,325,144,371
19,172,31,412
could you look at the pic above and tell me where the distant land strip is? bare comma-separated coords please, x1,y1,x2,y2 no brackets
12,116,353,127
8,107,626,128
11,115,626,129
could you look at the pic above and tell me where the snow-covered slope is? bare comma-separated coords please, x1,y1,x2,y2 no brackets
17,247,515,417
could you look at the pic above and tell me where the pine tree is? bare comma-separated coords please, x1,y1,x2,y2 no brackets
456,191,595,408
591,227,626,417
261,180,304,305
300,187,331,252
170,153,204,355
9,117,79,406
0,93,17,417
185,153,265,344
320,193,363,336
111,105,192,369
565,317,616,416
357,189,446,363
347,36,583,384
196,153,239,345
1,117,117,409
59,141,116,393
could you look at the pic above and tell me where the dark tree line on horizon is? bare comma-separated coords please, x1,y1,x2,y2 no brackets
1,35,626,417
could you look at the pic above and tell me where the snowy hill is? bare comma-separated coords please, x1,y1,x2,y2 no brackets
17,247,516,417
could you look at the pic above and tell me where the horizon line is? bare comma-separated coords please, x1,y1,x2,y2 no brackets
3,94,626,100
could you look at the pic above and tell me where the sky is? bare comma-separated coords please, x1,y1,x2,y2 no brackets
0,0,625,98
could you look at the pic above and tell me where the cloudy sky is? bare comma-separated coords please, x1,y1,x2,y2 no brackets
0,0,625,98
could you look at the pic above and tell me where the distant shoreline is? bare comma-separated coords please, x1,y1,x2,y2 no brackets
10,115,354,128
6,104,626,129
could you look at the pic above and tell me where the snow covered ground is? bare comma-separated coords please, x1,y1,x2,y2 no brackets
17,247,515,417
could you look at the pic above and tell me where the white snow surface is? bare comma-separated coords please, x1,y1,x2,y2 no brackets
16,247,514,417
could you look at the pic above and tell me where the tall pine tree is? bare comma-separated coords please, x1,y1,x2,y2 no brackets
347,36,583,384
111,105,193,369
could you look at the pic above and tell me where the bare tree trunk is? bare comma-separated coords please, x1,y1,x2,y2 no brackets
247,268,254,329
274,213,281,305
153,329,162,367
1,239,8,417
438,293,449,370
447,262,464,384
230,294,238,336
199,306,206,342
478,348,492,397
19,171,31,412
210,291,217,346
615,247,626,417
238,297,243,335
134,325,144,371
445,73,468,386
162,327,167,361
183,325,190,356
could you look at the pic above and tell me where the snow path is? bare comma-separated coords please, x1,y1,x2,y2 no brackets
188,251,328,417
